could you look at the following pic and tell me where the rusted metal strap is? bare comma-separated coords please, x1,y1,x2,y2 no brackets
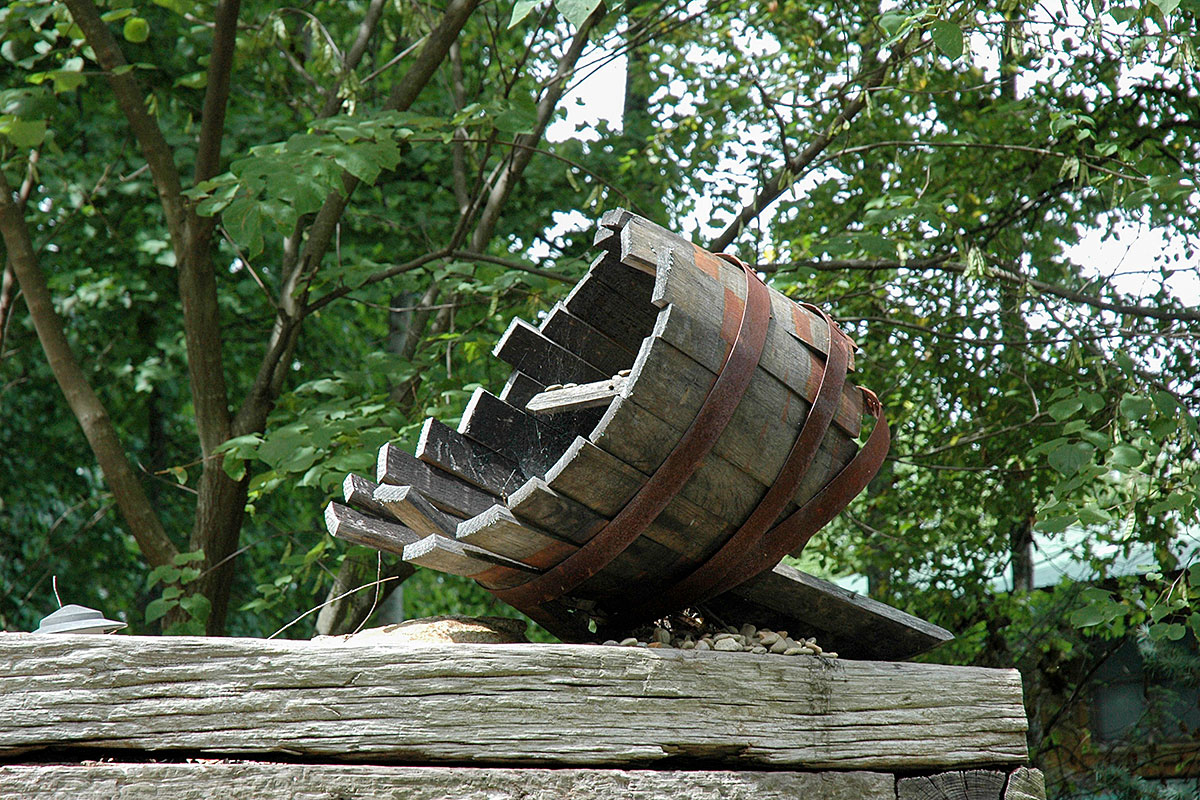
494,253,772,613
616,303,852,623
704,386,890,600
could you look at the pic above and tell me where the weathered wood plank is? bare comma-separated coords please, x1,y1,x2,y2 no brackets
494,318,609,387
403,534,538,589
0,763,898,800
458,388,574,476
376,443,496,518
324,502,422,555
898,770,1008,800
591,395,848,544
417,418,526,498
563,262,657,352
722,561,954,662
526,376,626,415
456,504,582,573
538,303,636,376
342,473,393,519
544,436,731,569
498,370,545,409
0,635,1029,769
618,214,855,369
373,484,459,536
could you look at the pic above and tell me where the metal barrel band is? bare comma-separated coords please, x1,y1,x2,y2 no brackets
493,252,772,615
704,383,891,600
611,300,852,625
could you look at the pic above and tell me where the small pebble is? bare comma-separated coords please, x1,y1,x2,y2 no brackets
680,640,696,650
617,369,631,377
713,632,737,642
695,639,712,651
824,652,838,659
647,642,666,648
564,382,577,389
751,646,768,654
758,631,780,646
653,628,671,644
808,642,823,655
769,639,789,654
783,647,804,656
619,637,639,647
713,637,742,652
602,640,618,646
740,623,757,639
545,383,564,391
636,641,648,648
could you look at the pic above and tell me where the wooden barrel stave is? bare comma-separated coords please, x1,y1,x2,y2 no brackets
537,304,636,377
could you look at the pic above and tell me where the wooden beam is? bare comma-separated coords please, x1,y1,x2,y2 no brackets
0,763,903,800
417,417,526,498
0,636,1030,770
376,442,496,518
324,502,422,555
898,770,1008,800
372,484,459,536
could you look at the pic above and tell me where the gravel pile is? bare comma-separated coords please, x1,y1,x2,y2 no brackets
598,623,836,658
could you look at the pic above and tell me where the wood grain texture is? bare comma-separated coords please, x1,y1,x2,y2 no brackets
0,763,897,800
722,561,954,661
526,376,626,415
403,534,538,589
341,473,393,519
539,303,636,376
324,502,421,555
0,635,1028,769
376,442,496,517
498,370,545,409
1004,768,1047,800
898,770,1008,800
563,262,657,353
458,388,574,476
417,418,526,498
372,484,459,536
495,317,609,387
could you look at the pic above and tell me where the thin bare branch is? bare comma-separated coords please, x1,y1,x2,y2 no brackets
0,168,179,567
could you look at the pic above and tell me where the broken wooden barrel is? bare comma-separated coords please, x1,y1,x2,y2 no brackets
326,210,948,656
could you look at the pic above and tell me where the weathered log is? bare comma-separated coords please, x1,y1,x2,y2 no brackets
897,770,1008,800
324,502,422,555
0,635,1030,770
373,484,459,536
376,442,496,518
1004,768,1047,800
417,418,526,498
0,764,900,800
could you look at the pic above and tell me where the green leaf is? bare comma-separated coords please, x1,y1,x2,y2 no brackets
145,596,177,623
0,117,46,148
509,0,539,27
1107,444,1142,468
1048,398,1083,421
554,0,601,27
146,564,182,589
222,449,247,481
178,593,212,623
1048,442,1093,475
1148,622,1186,641
1077,504,1112,525
1120,394,1154,421
1150,0,1181,13
123,17,150,44
929,21,964,60
173,550,205,566
1034,514,1076,533
495,108,536,134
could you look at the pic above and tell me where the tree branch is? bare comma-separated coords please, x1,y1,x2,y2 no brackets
62,0,187,251
759,256,1200,323
709,37,915,252
317,0,388,118
0,168,179,567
